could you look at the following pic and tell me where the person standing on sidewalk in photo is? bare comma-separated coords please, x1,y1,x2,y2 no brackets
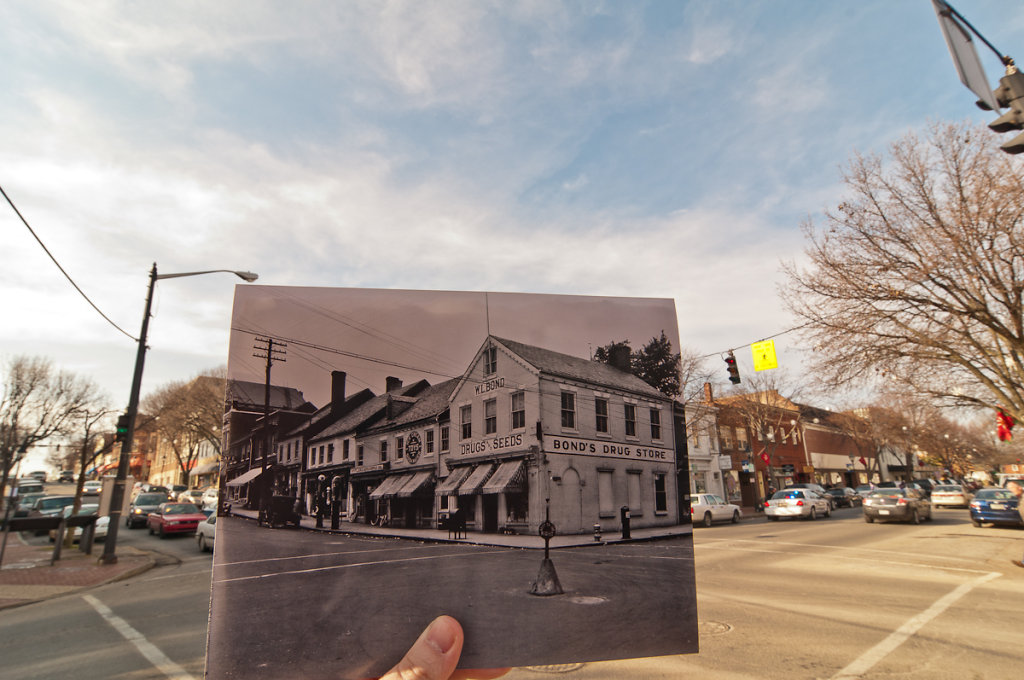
1008,481,1024,568
376,616,509,680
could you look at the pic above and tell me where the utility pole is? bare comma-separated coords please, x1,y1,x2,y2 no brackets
252,337,285,520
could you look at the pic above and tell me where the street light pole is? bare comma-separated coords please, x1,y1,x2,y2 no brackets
99,263,257,565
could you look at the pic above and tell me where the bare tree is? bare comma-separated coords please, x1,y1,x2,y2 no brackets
142,370,225,486
0,356,103,502
782,121,1024,423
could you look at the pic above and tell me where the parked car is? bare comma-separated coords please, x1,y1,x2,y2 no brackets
862,488,932,524
27,495,77,534
59,470,75,483
47,504,109,543
196,513,217,552
14,492,46,517
82,480,103,496
825,487,862,508
855,484,876,497
126,492,170,528
765,489,831,521
28,470,47,483
14,481,44,496
931,484,972,509
969,488,1023,527
167,484,188,499
147,502,206,538
201,487,219,511
690,494,742,526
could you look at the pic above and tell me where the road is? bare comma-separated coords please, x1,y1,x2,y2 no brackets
1,502,1022,679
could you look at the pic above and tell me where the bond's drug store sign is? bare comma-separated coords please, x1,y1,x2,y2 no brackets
548,435,672,461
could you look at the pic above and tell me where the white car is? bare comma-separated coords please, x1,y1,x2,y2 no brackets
83,481,103,496
196,513,216,552
930,484,972,508
48,504,109,543
200,487,219,511
691,494,742,527
765,488,831,521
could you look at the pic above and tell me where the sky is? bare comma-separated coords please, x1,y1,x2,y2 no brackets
2,1,1021,467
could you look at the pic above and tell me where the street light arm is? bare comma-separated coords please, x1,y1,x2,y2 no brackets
156,269,258,282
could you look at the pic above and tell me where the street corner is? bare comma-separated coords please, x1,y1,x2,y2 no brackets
0,542,156,610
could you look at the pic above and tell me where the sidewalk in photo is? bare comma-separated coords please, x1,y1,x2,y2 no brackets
0,536,155,610
229,508,696,548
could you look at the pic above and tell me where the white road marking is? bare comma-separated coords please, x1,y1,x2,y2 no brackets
83,594,197,680
214,543,461,569
831,571,1001,679
214,549,509,584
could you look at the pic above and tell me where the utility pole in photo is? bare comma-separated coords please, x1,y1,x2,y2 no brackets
253,337,285,524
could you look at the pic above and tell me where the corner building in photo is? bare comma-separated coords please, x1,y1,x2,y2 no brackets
441,336,679,535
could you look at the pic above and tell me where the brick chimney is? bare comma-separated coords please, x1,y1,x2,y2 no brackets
330,371,346,413
385,376,403,392
704,382,714,402
608,345,632,373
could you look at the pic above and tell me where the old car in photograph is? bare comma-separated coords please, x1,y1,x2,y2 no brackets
969,488,1023,528
690,493,742,526
126,491,170,528
765,488,831,521
147,502,207,538
862,487,932,524
930,484,972,509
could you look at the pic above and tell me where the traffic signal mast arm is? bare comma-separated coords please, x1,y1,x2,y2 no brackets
988,62,1024,154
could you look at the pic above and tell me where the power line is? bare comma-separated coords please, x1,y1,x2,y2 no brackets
703,322,813,360
1,183,136,342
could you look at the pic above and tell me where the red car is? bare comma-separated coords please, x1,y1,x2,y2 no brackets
147,502,207,538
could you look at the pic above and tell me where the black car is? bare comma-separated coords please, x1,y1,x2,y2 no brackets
59,470,75,483
826,487,862,508
863,487,932,524
126,492,170,529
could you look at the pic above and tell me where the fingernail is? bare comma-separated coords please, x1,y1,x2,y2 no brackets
424,616,458,654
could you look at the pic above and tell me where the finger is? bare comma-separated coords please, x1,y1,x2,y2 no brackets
381,615,463,680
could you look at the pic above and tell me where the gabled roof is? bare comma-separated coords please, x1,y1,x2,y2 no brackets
363,378,458,435
282,388,377,439
310,380,429,443
491,336,667,400
226,380,312,411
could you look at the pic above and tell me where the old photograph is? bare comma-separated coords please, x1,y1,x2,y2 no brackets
207,286,698,678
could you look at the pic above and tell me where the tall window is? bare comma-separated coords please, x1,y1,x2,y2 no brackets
397,436,405,459
654,473,667,513
343,439,350,460
736,427,749,452
511,391,525,429
380,440,388,462
650,408,661,440
561,391,576,429
426,429,435,454
483,346,497,375
484,399,497,435
327,443,334,463
441,426,450,452
460,405,472,439
357,445,364,466
595,398,609,433
624,403,637,437
319,445,325,465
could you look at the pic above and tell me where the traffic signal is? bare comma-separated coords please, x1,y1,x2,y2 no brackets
115,413,130,443
725,351,741,384
986,68,1024,154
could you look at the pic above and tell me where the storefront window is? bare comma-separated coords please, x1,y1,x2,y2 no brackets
654,473,667,513
725,471,741,504
692,471,707,494
506,493,528,524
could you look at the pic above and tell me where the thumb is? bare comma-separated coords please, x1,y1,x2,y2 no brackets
382,615,464,680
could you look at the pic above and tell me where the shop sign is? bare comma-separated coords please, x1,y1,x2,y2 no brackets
474,376,505,396
547,435,672,461
459,432,525,456
406,432,422,463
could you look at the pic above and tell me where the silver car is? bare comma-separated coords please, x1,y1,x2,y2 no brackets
765,489,831,521
930,484,972,508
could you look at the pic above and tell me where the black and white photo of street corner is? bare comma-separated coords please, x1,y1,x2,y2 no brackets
208,286,698,679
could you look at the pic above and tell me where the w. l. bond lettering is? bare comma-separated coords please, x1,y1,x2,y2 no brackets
474,377,505,395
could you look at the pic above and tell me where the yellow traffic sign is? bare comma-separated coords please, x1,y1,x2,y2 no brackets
752,339,778,371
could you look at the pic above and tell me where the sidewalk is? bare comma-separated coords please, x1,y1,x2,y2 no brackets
230,508,694,548
0,536,155,610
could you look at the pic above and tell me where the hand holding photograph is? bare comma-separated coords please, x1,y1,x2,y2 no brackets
207,286,698,678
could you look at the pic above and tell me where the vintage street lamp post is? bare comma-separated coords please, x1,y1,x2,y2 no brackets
99,264,258,565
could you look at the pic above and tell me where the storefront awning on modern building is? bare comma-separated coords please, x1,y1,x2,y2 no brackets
190,462,219,477
369,474,409,500
226,468,263,487
396,470,434,498
481,460,526,494
457,464,494,495
436,467,471,495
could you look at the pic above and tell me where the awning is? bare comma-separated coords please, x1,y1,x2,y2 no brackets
129,454,145,469
226,468,263,487
97,462,118,474
396,470,434,498
369,474,409,500
436,467,471,495
482,460,526,494
457,464,494,495
190,462,220,477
